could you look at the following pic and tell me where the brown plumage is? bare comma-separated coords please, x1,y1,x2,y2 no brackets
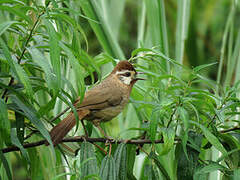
49,60,143,146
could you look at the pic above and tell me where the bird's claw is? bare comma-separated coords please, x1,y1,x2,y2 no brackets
104,135,114,144
80,135,89,141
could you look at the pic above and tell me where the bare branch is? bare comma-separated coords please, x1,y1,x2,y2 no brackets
2,125,239,154
1,137,181,154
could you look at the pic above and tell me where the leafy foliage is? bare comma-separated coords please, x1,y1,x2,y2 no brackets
0,0,240,180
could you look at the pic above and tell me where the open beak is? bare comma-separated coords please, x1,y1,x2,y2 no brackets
135,72,145,81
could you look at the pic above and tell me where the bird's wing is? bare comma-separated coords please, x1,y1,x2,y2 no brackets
74,85,123,110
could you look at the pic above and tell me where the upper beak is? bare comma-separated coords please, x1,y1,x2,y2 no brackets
135,72,145,80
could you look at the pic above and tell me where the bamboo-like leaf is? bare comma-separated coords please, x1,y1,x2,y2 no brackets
28,47,57,93
190,121,227,155
0,99,11,145
44,19,61,93
0,38,33,98
59,42,86,100
126,144,136,179
79,0,124,59
177,107,189,159
217,2,236,90
80,142,99,177
0,21,18,36
130,47,154,58
49,12,89,50
149,110,159,142
145,0,169,71
10,128,30,162
11,96,54,148
114,143,127,180
100,155,116,180
177,106,189,131
57,93,79,131
175,0,190,64
193,62,218,73
28,148,42,179
159,128,175,155
0,151,12,180
194,161,228,175
0,5,31,23
149,151,171,180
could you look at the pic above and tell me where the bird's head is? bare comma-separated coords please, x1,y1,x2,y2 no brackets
111,60,145,86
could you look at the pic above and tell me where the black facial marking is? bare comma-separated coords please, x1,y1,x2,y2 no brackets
124,72,131,77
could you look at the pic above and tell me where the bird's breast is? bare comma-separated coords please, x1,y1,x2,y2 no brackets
86,95,129,122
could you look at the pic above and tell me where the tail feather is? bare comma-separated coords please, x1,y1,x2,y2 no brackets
49,109,90,146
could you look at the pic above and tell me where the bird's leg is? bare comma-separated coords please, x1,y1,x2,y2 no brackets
80,119,89,138
92,120,113,141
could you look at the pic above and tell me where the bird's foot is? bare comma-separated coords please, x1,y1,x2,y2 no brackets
79,134,89,141
104,135,114,143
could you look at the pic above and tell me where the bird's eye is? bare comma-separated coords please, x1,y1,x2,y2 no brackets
124,72,131,77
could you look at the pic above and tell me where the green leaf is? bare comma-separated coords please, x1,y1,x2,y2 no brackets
177,106,189,131
194,161,228,175
131,48,153,58
28,148,42,179
10,128,30,163
0,99,11,145
61,76,78,100
58,93,79,133
149,151,171,180
177,107,189,159
80,142,99,177
177,132,202,180
193,62,218,72
59,42,86,99
0,151,12,180
114,143,127,180
10,96,55,149
0,38,33,98
190,121,227,155
28,47,57,92
214,109,224,123
0,5,31,23
126,144,136,179
0,21,18,36
159,128,175,155
44,19,61,93
99,155,116,180
175,0,190,64
149,110,159,142
79,0,124,59
144,0,169,71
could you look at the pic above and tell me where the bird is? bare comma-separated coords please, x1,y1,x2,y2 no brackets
49,60,144,146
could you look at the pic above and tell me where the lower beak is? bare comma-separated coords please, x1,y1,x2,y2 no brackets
135,78,145,81
135,72,145,81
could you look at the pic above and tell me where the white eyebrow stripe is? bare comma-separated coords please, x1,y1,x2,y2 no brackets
116,70,131,75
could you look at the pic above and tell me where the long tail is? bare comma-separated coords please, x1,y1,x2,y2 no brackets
49,110,90,146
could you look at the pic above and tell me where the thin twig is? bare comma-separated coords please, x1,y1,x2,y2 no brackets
220,126,240,133
50,107,71,122
167,107,177,128
137,144,149,156
108,142,112,156
24,130,39,140
92,142,107,155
